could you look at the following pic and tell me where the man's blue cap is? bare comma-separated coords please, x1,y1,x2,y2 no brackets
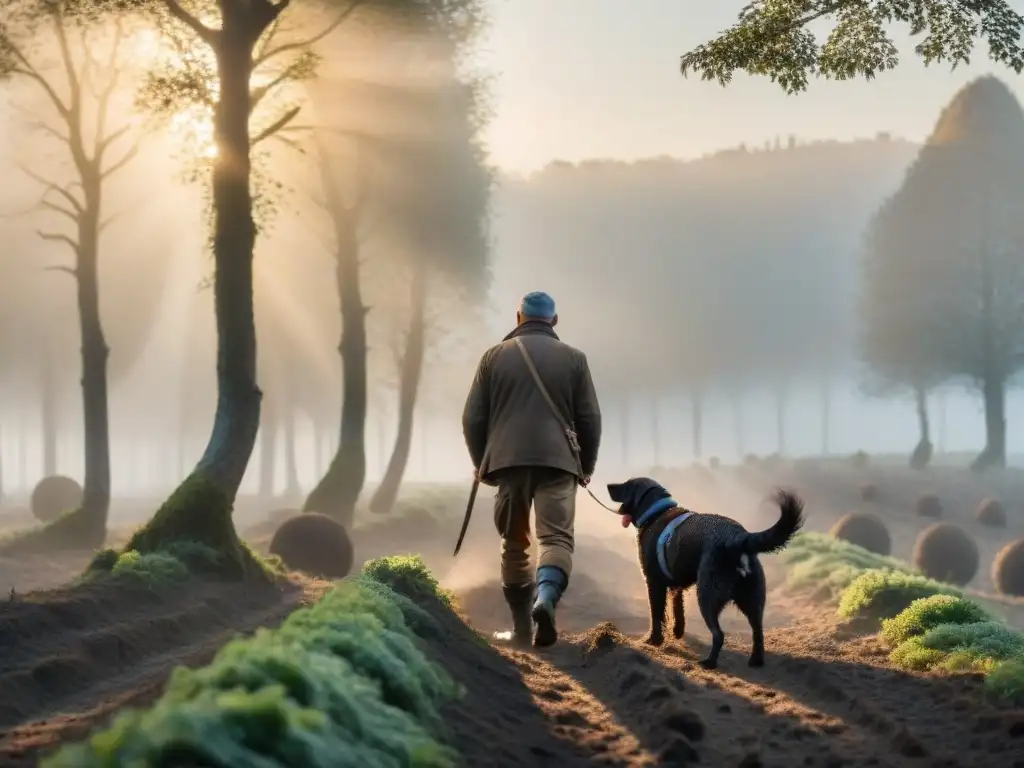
519,291,556,319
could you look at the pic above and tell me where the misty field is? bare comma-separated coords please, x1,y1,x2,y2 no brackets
3,0,1024,766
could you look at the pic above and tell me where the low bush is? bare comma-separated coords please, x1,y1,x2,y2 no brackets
851,450,869,470
269,512,354,580
915,493,943,519
882,594,1024,703
975,498,1007,528
859,483,879,503
782,532,913,602
992,538,1024,597
830,513,891,555
912,523,979,586
43,556,462,768
31,475,83,523
837,570,959,623
880,594,990,646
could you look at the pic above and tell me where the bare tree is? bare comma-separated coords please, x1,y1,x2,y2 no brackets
0,3,141,551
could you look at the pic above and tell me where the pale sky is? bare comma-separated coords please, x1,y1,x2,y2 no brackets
475,0,1024,174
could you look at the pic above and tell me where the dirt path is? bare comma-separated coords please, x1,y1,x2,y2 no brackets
0,575,325,767
432,577,1024,767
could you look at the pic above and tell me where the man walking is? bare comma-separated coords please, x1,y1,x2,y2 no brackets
462,291,602,647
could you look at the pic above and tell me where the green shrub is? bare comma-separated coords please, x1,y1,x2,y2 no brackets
782,532,914,602
985,659,1024,704
837,570,959,622
43,556,461,768
889,621,1024,671
881,595,990,646
362,555,457,610
110,550,190,587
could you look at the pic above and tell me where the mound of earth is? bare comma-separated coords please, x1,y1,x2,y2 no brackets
0,573,319,766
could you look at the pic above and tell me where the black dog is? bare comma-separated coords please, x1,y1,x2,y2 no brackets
607,477,804,669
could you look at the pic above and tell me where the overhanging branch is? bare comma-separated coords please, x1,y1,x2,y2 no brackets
164,0,220,47
101,143,139,179
254,0,365,67
38,230,79,253
43,264,78,278
251,105,301,146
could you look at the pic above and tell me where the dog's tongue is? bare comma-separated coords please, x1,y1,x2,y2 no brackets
620,514,631,529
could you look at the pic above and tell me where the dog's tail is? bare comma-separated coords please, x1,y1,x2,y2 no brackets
735,489,805,556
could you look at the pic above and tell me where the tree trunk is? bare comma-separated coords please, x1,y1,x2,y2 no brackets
651,396,660,468
621,398,630,468
910,384,933,470
972,221,1005,472
303,141,367,527
76,212,112,543
126,18,267,571
691,390,703,459
313,419,324,479
973,371,1006,471
775,384,786,455
258,394,277,498
41,342,57,478
282,400,299,498
733,394,745,459
820,375,830,456
369,263,428,515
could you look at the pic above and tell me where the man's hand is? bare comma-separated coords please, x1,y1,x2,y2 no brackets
580,475,591,488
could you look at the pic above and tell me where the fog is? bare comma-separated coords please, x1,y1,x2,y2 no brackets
0,8,1021,513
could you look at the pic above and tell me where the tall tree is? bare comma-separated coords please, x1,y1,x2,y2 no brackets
368,76,492,516
680,0,1024,94
862,76,1024,470
0,3,142,551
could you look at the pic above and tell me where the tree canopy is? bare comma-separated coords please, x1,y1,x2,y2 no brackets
681,0,1024,93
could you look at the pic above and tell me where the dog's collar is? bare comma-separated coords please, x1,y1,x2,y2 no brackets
634,497,678,528
657,511,695,580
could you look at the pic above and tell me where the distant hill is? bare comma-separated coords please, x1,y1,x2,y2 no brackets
488,134,921,394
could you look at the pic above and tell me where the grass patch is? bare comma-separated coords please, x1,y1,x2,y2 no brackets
362,555,458,611
882,594,1024,704
837,570,959,622
43,555,463,768
881,595,991,646
782,532,916,603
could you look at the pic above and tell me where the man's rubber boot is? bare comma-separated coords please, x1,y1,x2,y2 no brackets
498,583,535,647
532,566,568,648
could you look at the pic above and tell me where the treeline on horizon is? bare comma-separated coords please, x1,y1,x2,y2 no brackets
493,76,1024,470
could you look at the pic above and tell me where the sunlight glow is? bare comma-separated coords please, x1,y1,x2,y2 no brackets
170,109,218,159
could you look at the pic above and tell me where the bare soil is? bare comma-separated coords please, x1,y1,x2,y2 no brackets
0,571,326,767
2,463,1024,766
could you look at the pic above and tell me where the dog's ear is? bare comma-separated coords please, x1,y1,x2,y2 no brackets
607,482,627,504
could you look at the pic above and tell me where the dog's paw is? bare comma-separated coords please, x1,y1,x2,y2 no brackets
671,623,685,640
641,632,664,647
698,656,718,670
748,654,765,668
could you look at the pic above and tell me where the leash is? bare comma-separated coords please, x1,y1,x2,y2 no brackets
584,484,618,512
453,336,619,556
453,476,617,557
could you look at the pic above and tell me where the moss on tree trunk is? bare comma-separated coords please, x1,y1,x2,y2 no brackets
123,15,268,573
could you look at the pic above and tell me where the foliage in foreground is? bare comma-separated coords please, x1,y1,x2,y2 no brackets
44,556,462,767
679,0,1024,95
883,595,1024,704
782,532,916,602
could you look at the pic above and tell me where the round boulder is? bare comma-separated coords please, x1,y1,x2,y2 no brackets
269,512,353,579
830,513,891,556
31,475,83,523
915,493,943,519
912,523,979,586
992,539,1024,597
975,498,1007,528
